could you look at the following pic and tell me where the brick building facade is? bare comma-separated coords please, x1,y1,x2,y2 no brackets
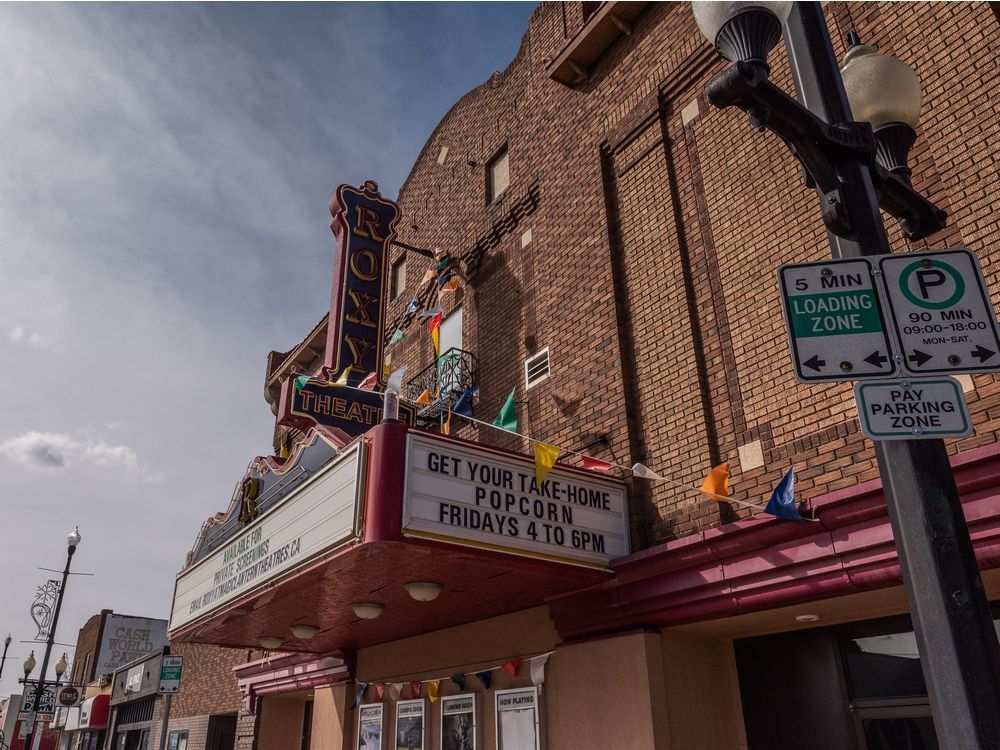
170,3,1000,749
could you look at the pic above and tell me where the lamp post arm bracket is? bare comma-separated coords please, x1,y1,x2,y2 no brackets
871,165,948,241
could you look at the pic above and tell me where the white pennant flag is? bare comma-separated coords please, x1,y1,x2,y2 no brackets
631,462,665,481
385,365,408,394
530,654,550,692
387,683,402,701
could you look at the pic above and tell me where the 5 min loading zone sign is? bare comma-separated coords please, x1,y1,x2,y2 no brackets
778,258,896,382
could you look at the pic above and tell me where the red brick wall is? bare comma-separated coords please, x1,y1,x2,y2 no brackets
70,609,110,687
168,642,250,718
376,1,1000,549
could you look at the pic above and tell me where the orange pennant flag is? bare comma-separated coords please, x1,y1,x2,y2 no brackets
439,276,461,294
417,388,432,406
534,442,560,488
700,462,730,500
427,679,440,703
502,659,522,677
442,409,452,436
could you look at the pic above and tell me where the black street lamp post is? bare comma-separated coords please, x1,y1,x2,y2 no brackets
0,634,12,681
693,2,1000,747
21,527,80,750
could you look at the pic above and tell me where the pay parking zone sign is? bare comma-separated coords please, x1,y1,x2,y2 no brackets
879,249,1000,375
779,259,896,382
854,378,972,440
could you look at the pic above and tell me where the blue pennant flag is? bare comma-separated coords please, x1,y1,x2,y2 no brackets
453,387,478,418
405,297,420,315
350,682,368,710
764,467,804,522
474,670,492,689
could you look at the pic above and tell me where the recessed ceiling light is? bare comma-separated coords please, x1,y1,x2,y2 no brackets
405,582,444,602
290,624,320,640
352,602,385,620
258,636,284,650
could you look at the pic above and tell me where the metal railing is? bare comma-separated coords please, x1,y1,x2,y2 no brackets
405,347,477,420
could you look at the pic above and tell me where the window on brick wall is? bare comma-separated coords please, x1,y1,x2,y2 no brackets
581,1,602,22
487,145,510,204
167,731,188,750
391,255,406,299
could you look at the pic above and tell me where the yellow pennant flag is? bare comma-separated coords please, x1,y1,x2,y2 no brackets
417,388,432,406
431,326,440,355
534,442,561,488
700,462,730,500
427,679,440,703
334,366,350,386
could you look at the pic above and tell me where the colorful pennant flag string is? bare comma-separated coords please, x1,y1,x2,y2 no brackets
427,679,440,703
764,467,805,521
451,674,465,690
388,328,405,346
373,683,385,702
474,670,492,690
350,683,368,710
358,371,378,390
534,443,560,488
581,456,612,473
492,389,517,432
409,681,422,699
700,463,730,500
501,659,522,677
530,653,549,691
333,366,350,386
387,683,402,701
416,388,432,406
393,388,807,520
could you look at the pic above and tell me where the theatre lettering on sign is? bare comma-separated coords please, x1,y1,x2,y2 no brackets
327,180,398,385
277,180,415,445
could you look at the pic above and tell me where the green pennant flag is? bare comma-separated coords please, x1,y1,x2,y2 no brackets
451,674,465,690
294,375,310,391
492,389,517,433
437,349,461,365
388,328,404,346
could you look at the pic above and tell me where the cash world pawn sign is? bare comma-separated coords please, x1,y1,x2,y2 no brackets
879,248,1000,375
778,258,897,382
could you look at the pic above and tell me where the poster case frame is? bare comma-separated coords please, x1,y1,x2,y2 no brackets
439,692,478,750
494,687,541,750
357,702,384,750
394,698,426,750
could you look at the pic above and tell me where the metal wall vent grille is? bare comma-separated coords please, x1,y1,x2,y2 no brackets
524,348,551,389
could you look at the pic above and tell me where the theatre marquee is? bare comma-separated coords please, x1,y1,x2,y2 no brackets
169,442,364,633
402,433,629,569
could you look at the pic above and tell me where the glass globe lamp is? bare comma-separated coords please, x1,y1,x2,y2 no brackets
692,2,792,70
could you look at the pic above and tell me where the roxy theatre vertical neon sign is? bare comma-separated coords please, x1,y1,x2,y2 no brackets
326,180,399,386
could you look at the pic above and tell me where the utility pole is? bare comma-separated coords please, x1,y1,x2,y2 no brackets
781,5,1000,746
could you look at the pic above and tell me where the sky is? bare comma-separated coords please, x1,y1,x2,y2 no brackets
0,1,535,696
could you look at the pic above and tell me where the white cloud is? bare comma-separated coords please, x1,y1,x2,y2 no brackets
8,326,57,352
0,430,165,482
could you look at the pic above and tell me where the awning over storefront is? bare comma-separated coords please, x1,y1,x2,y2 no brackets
79,695,109,730
233,652,350,713
170,422,628,657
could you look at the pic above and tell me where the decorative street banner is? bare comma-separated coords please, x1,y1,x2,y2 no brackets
19,684,55,722
326,180,400,387
279,379,416,446
96,614,167,677
169,443,363,634
403,433,629,569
